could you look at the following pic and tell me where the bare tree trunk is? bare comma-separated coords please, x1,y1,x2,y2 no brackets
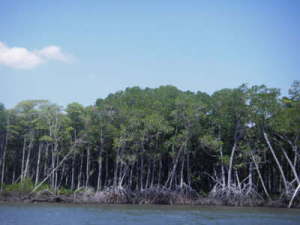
235,169,241,192
51,145,55,187
186,152,191,187
0,144,6,188
280,146,300,185
129,164,133,188
118,164,128,188
58,162,66,189
219,146,226,188
12,166,16,184
150,160,155,188
21,138,26,182
293,145,298,168
77,152,83,189
251,152,271,200
264,132,289,192
180,154,185,188
289,183,300,208
0,136,8,188
97,128,104,191
35,143,42,186
97,149,102,191
217,128,225,188
113,147,120,188
54,154,59,192
43,143,49,180
71,152,75,190
227,141,237,189
24,135,34,180
105,151,109,186
32,140,80,193
165,142,186,189
140,154,144,190
145,160,151,189
85,147,90,189
158,157,162,187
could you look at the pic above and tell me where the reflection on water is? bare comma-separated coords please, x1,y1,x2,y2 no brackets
0,203,299,225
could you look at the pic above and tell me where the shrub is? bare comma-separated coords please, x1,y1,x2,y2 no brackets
4,178,34,193
3,179,51,193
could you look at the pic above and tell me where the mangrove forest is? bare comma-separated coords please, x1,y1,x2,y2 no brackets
0,81,300,207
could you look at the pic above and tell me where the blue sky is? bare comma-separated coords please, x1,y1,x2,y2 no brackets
1,0,300,108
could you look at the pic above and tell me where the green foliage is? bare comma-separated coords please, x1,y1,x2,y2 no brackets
58,187,74,195
199,135,222,151
3,178,53,193
1,82,299,202
3,178,34,193
39,135,54,142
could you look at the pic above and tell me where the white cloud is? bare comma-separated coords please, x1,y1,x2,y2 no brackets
0,42,72,69
37,46,70,62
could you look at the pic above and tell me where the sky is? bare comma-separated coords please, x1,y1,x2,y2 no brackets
1,0,300,108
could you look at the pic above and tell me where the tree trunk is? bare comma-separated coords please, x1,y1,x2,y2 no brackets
71,152,75,190
158,157,162,187
0,133,8,189
280,146,300,185
97,149,102,191
85,147,90,189
219,146,226,188
35,143,42,186
251,151,271,200
43,143,49,180
24,135,34,180
31,140,80,193
145,160,151,189
77,152,83,189
263,132,289,192
129,164,133,189
186,151,191,187
150,160,155,188
165,141,186,189
140,154,144,190
113,147,120,188
21,138,26,182
289,183,300,208
32,140,80,193
227,141,237,189
180,154,185,188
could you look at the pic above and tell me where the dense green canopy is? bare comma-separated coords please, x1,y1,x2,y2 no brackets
0,82,299,205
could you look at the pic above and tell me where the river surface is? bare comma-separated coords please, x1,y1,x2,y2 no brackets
0,203,299,225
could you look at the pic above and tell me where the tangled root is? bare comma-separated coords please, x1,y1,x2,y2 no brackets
209,183,263,206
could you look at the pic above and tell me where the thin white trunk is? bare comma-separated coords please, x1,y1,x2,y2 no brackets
85,147,90,189
281,146,300,185
32,139,80,193
289,183,300,208
21,138,26,182
35,143,42,185
264,132,289,192
251,152,271,200
227,142,237,189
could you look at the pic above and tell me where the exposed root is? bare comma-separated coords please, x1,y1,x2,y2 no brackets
209,182,264,206
94,186,133,204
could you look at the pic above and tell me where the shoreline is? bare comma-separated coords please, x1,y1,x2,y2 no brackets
0,191,298,209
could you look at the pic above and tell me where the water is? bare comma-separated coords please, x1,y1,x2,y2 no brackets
0,203,299,225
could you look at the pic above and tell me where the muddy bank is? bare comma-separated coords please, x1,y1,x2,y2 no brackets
0,188,298,208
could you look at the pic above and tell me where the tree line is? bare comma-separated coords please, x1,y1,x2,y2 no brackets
0,82,299,205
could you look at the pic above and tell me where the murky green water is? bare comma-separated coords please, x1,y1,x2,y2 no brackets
0,203,299,225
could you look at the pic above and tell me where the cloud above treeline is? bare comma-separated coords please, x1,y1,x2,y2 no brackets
0,42,72,69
